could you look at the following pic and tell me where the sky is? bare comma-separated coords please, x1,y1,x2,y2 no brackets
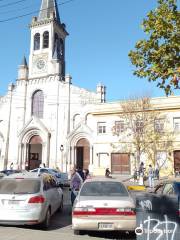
0,0,179,101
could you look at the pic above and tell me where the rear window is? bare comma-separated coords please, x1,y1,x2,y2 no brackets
0,179,41,194
80,181,129,197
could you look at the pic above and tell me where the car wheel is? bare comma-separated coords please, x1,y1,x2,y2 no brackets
58,197,63,212
41,208,51,230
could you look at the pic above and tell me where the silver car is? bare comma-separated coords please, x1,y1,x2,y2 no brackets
0,172,63,229
72,178,136,235
30,168,65,187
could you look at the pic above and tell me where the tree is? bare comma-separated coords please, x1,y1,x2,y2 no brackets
112,96,174,171
129,0,180,96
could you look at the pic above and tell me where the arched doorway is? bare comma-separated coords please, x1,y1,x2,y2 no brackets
28,135,42,170
76,138,90,169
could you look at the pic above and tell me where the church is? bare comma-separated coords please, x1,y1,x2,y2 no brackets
0,0,180,176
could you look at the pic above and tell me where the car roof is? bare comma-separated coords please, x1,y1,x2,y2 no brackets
1,172,55,181
84,177,124,183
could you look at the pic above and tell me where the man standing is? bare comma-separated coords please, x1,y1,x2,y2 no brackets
148,164,154,188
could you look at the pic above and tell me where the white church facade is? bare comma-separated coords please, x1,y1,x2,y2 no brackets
1,0,180,177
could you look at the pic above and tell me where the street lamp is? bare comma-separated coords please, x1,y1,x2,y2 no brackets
60,145,64,171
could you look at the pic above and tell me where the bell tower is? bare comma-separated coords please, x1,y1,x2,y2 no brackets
28,0,68,79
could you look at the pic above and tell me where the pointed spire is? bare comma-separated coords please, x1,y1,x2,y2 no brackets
21,56,28,66
38,0,60,23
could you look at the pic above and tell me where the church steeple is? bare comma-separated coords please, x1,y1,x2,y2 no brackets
28,0,68,79
38,0,60,23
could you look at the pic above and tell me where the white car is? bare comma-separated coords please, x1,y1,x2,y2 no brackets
0,172,63,229
72,178,136,235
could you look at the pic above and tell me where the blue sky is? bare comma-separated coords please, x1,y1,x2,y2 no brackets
0,0,179,100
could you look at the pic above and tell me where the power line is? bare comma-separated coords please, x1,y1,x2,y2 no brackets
0,4,36,15
0,0,76,23
0,0,28,9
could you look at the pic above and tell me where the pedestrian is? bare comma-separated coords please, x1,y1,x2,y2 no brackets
138,162,145,185
154,164,159,180
133,168,138,183
70,169,83,206
148,164,154,188
77,167,85,181
105,168,111,178
10,162,14,170
83,169,91,180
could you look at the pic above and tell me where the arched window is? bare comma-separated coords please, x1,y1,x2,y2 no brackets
43,31,49,48
59,38,64,58
34,33,40,50
32,90,44,118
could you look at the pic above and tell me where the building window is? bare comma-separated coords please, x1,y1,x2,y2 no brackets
136,120,143,133
43,31,49,48
154,119,164,133
174,118,180,132
34,33,40,50
32,90,44,118
97,122,106,134
114,121,124,134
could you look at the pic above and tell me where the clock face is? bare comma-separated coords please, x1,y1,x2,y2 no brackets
36,59,46,70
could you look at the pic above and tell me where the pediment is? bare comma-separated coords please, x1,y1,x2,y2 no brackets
18,116,49,137
68,122,93,139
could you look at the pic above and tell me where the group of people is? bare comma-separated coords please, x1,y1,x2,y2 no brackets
70,167,90,205
134,162,160,188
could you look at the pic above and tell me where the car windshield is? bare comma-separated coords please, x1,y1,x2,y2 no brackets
80,181,129,197
174,182,180,195
0,179,41,194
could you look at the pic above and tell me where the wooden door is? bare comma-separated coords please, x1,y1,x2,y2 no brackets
111,153,130,175
174,151,180,172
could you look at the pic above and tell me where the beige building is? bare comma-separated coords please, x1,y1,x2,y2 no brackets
0,0,180,177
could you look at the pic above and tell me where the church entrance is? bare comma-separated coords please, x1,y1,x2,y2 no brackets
28,135,42,170
76,138,90,170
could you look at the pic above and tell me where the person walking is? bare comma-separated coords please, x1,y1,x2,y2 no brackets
138,162,145,185
70,169,83,206
148,164,154,188
154,164,160,180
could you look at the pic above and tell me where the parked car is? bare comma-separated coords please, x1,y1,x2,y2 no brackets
72,178,136,235
0,169,23,176
30,168,63,186
0,172,63,229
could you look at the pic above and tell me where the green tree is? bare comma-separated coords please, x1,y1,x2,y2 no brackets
129,0,180,96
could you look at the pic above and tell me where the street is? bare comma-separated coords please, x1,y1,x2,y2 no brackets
0,187,136,240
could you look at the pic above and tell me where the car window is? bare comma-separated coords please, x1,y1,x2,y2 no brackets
40,169,49,173
162,183,174,195
80,181,129,197
0,179,40,194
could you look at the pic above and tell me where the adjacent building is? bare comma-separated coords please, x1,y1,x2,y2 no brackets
0,0,180,176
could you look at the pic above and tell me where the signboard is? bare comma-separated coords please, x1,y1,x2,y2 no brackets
136,194,180,240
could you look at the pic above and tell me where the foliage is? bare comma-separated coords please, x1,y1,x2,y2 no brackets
113,96,174,168
129,0,180,96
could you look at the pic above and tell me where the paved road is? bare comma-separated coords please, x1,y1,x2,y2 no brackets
0,187,136,240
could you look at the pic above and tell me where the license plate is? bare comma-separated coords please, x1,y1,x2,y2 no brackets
2,200,20,205
98,223,113,230
8,200,20,205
